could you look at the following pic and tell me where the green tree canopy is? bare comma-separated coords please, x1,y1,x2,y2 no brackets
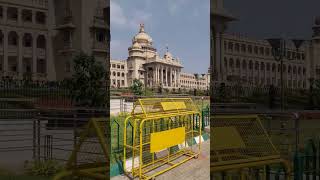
64,52,107,107
130,79,143,96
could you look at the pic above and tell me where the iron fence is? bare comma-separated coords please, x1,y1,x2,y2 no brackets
212,84,312,110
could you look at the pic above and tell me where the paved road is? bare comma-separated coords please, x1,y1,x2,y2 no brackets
111,140,210,180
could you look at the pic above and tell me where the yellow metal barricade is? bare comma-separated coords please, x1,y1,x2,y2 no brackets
211,115,291,180
123,98,202,179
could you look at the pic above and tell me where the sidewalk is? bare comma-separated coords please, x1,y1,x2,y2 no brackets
111,140,210,180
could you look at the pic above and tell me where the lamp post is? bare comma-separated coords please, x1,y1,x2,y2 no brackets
266,38,304,111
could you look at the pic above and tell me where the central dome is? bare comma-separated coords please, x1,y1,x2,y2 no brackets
132,24,153,44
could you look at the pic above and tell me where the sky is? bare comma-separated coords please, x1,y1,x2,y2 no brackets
224,0,320,40
110,0,210,73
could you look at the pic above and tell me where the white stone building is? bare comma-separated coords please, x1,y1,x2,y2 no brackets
111,24,209,90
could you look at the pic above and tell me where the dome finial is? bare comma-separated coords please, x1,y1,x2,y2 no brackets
139,23,145,32
166,44,169,52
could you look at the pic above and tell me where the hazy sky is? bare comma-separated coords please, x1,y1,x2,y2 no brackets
110,0,210,73
224,0,320,40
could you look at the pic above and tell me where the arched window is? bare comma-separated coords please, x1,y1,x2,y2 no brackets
122,73,125,77
36,35,46,49
8,31,18,46
23,33,32,47
293,66,297,74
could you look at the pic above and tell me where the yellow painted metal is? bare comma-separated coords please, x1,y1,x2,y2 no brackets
150,127,185,153
212,127,245,150
160,101,187,111
124,98,201,180
211,115,291,180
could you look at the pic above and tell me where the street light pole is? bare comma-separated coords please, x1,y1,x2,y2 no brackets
267,38,305,111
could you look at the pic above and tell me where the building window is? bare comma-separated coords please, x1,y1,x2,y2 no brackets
272,63,276,72
266,63,270,71
0,6,3,18
36,11,46,24
228,42,233,51
23,33,32,47
241,44,246,53
266,48,270,56
121,65,124,69
255,62,259,70
37,35,46,49
254,46,258,54
117,72,120,77
260,62,264,70
249,61,253,70
8,31,18,46
248,45,252,53
236,59,240,68
259,47,264,55
22,9,33,22
112,64,116,68
121,80,125,86
288,66,291,73
235,43,240,52
8,56,17,72
117,65,120,69
121,73,124,77
37,59,46,73
96,30,105,42
242,60,247,69
113,71,116,76
7,7,18,21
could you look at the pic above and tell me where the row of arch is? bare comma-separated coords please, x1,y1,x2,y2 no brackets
1,6,46,25
224,57,306,75
0,30,46,49
112,71,125,77
224,40,305,60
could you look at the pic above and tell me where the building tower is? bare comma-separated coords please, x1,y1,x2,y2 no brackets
53,0,109,81
127,24,157,86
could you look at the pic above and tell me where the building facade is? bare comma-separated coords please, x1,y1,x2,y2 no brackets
0,0,109,81
111,24,209,90
211,0,320,89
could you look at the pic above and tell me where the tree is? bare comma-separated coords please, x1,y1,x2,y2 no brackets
65,52,107,107
130,79,143,96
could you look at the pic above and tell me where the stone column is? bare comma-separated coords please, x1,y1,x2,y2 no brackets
165,66,168,87
3,29,8,76
161,65,163,85
32,33,37,77
18,31,23,78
